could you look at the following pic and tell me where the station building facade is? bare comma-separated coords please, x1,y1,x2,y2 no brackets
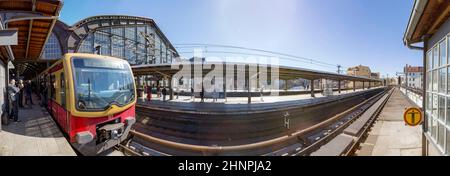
39,15,180,92
346,65,372,89
42,15,179,65
403,65,423,89
404,0,450,156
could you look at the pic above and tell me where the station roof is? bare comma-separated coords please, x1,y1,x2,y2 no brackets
0,0,63,78
132,62,381,82
404,0,450,45
0,0,63,61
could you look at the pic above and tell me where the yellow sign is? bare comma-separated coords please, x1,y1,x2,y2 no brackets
404,107,422,126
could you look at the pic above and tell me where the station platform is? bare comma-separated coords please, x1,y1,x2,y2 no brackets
139,88,377,105
0,96,76,156
137,87,383,113
356,87,422,156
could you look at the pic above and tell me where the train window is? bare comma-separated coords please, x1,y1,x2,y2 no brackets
72,57,135,111
60,72,66,108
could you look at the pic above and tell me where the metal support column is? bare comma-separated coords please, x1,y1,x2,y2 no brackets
285,80,288,92
169,77,174,100
353,81,356,92
310,79,315,98
422,35,430,156
247,65,251,104
338,80,341,94
223,62,227,102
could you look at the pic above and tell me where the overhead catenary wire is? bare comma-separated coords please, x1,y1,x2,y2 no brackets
175,44,348,73
177,50,339,70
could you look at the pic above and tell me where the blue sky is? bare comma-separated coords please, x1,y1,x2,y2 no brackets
60,0,421,77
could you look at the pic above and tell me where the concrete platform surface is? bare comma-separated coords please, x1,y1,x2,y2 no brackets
356,87,422,156
0,97,76,156
137,87,383,113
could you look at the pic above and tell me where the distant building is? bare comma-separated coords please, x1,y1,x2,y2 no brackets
370,72,382,86
404,65,423,89
346,65,372,88
347,65,371,78
371,72,380,79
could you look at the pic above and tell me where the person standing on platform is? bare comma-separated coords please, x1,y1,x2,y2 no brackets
191,87,195,101
200,87,205,103
8,79,21,123
162,87,167,101
39,82,45,106
25,80,34,108
213,88,218,102
18,79,24,108
260,86,264,102
147,84,152,101
157,85,161,98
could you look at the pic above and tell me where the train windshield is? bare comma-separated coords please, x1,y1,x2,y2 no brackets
72,57,135,111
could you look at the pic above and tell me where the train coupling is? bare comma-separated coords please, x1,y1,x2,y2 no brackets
98,123,125,141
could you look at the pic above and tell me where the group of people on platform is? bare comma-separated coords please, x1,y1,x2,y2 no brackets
142,84,226,103
143,84,169,102
7,79,36,123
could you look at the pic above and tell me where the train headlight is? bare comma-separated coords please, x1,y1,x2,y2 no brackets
111,129,120,139
76,131,94,145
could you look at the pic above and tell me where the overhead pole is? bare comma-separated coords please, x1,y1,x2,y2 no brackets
310,79,315,98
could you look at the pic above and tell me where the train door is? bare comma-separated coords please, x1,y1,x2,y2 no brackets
59,72,69,132
49,74,56,117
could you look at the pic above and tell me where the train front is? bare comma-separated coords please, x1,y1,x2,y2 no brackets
68,56,137,156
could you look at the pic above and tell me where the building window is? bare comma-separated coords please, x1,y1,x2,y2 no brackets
439,68,446,93
42,32,63,60
94,30,111,55
112,36,124,58
125,27,136,41
428,71,432,91
427,51,432,71
447,97,450,125
426,36,450,154
137,44,146,64
439,96,445,121
448,67,450,94
433,69,438,92
440,39,447,67
79,34,94,53
431,119,437,141
433,94,438,118
446,128,450,154
125,39,137,64
438,123,445,149
434,46,439,69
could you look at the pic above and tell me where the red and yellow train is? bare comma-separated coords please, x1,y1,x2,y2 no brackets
39,53,136,155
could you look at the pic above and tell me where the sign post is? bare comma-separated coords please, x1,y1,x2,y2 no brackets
404,107,423,126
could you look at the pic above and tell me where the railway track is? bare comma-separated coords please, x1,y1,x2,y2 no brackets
133,88,385,147
116,87,393,156
307,87,394,156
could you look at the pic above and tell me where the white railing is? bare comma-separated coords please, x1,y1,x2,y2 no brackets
400,87,422,108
